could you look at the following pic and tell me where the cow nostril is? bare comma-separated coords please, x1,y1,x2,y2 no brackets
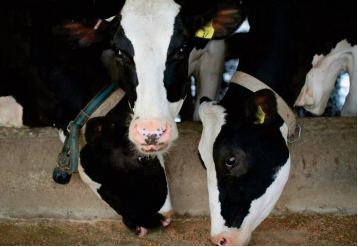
219,238,227,246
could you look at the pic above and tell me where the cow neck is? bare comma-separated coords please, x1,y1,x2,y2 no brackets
230,71,297,138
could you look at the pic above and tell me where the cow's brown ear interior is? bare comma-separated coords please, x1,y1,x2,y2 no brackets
179,0,245,39
212,3,245,39
246,89,278,124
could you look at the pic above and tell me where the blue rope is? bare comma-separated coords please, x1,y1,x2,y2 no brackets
54,82,119,184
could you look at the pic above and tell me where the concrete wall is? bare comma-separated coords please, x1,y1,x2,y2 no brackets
0,117,356,220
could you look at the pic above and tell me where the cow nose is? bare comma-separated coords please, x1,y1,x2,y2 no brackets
211,231,250,246
138,127,167,144
211,235,235,246
129,119,172,153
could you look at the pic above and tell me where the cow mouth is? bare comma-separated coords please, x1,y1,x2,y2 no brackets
140,143,168,154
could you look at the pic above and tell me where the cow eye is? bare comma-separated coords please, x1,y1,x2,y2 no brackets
225,156,237,168
114,49,123,58
111,43,123,58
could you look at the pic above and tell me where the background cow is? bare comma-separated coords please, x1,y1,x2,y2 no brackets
295,40,357,116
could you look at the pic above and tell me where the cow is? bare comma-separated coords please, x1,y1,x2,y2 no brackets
295,40,357,116
79,95,172,237
100,0,245,155
187,18,250,121
0,96,23,127
198,83,290,245
224,0,356,107
188,39,226,121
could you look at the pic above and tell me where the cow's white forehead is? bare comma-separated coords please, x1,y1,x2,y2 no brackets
120,0,180,119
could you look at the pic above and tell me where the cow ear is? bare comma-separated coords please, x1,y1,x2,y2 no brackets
246,89,278,124
211,2,245,39
195,2,245,39
179,0,245,39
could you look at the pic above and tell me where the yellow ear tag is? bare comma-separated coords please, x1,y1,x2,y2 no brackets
256,106,266,124
195,21,215,39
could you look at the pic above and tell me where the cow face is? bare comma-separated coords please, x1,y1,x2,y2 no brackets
198,85,290,245
80,97,170,235
104,0,244,155
294,69,330,115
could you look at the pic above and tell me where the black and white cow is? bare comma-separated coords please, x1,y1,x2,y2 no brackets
103,0,244,155
79,95,172,237
198,84,290,245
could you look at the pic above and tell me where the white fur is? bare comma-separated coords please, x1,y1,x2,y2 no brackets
198,101,228,235
295,39,357,116
77,162,102,199
157,154,173,215
58,129,66,143
189,40,226,121
0,96,23,128
121,0,180,120
168,99,184,119
121,0,182,151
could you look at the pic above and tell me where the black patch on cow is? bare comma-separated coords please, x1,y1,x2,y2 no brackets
213,84,289,228
80,96,168,230
111,15,135,58
109,16,138,105
163,16,193,102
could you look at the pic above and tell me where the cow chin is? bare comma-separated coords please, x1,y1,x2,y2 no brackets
139,142,171,155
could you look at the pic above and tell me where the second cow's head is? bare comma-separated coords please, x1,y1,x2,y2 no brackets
102,0,244,155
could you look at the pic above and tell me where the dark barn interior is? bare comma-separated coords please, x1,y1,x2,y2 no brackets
0,0,356,245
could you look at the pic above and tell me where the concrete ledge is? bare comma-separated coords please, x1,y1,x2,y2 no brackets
0,117,356,219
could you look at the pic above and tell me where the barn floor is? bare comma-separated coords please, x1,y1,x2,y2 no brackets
0,214,356,245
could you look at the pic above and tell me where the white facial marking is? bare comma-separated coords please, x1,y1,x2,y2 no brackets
121,0,181,120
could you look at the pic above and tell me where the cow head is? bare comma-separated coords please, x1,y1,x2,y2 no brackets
294,61,333,115
198,85,290,245
102,0,244,155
